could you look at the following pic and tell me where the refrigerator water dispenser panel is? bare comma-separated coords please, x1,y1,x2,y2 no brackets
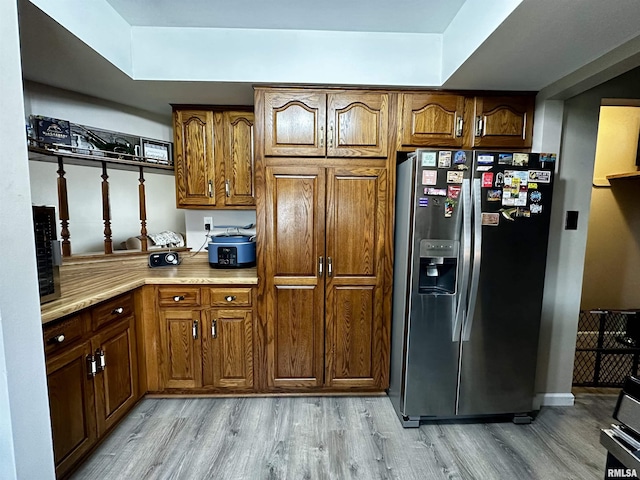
418,240,459,295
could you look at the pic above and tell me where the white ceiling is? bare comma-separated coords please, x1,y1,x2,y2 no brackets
17,0,640,117
105,0,466,33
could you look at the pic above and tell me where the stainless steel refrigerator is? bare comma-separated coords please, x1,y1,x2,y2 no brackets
389,149,555,427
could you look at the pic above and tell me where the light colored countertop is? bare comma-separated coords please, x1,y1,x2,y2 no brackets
41,253,258,325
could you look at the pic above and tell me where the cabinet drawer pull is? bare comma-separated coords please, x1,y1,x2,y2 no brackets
48,334,65,344
211,319,217,339
112,307,124,315
318,256,324,277
225,295,236,302
225,179,230,197
327,257,333,277
193,320,199,339
319,125,324,147
208,180,213,197
173,295,185,302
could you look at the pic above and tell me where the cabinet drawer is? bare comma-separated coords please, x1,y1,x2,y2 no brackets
209,287,252,307
158,287,201,307
92,293,134,330
43,313,87,356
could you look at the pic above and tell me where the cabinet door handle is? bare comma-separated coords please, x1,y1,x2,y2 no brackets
329,122,334,148
96,348,106,372
208,180,213,197
173,295,185,302
211,319,217,339
49,334,65,344
112,307,124,315
327,257,333,277
225,295,236,302
455,116,464,137
475,116,484,137
319,125,324,147
87,354,97,378
318,256,324,277
193,320,199,339
225,179,230,197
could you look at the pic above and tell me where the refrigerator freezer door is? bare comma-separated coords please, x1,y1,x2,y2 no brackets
402,150,472,417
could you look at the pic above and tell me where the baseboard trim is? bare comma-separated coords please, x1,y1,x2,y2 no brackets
533,393,575,409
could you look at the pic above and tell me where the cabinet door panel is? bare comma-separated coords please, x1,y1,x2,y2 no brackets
264,91,326,156
273,286,324,386
400,93,465,147
267,168,325,276
328,92,389,157
325,167,387,388
333,286,375,379
46,341,97,479
205,309,253,388
160,309,202,389
224,112,255,206
473,96,534,148
93,317,138,436
265,167,325,387
174,110,216,206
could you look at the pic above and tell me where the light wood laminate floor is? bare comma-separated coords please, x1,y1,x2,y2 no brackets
70,394,616,480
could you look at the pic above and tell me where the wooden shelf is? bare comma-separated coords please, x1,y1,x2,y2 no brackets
28,145,174,175
606,171,640,181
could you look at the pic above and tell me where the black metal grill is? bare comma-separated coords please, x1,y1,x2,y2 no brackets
573,310,640,387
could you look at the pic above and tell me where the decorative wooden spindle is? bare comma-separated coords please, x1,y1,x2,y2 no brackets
56,156,72,257
138,166,148,252
101,162,113,254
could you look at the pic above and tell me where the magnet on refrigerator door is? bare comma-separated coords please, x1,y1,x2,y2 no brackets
530,204,543,214
448,185,461,199
530,191,542,203
419,197,429,207
482,172,494,187
427,188,447,196
477,154,494,165
447,171,464,183
444,198,455,217
481,212,500,226
528,170,551,183
422,170,438,185
495,172,505,188
513,153,529,166
498,153,513,165
438,151,452,168
454,150,467,164
487,189,502,202
420,151,437,167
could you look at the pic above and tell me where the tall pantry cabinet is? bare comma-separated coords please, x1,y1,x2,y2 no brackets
254,88,395,391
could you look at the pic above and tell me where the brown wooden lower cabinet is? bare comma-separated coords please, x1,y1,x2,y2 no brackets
92,316,138,435
44,294,139,479
46,339,97,479
158,304,254,391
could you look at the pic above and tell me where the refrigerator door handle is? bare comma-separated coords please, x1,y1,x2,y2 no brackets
463,178,482,342
453,178,472,341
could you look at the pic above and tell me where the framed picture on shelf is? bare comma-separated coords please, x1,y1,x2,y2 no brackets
141,138,173,165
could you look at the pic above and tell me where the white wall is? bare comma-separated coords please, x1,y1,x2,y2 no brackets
534,66,640,401
184,210,257,251
24,82,185,254
0,1,55,478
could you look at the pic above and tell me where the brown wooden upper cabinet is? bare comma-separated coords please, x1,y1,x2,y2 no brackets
262,89,389,157
399,93,466,148
472,95,534,149
173,108,255,208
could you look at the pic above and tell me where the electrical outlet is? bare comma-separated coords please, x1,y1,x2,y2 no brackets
203,216,213,231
